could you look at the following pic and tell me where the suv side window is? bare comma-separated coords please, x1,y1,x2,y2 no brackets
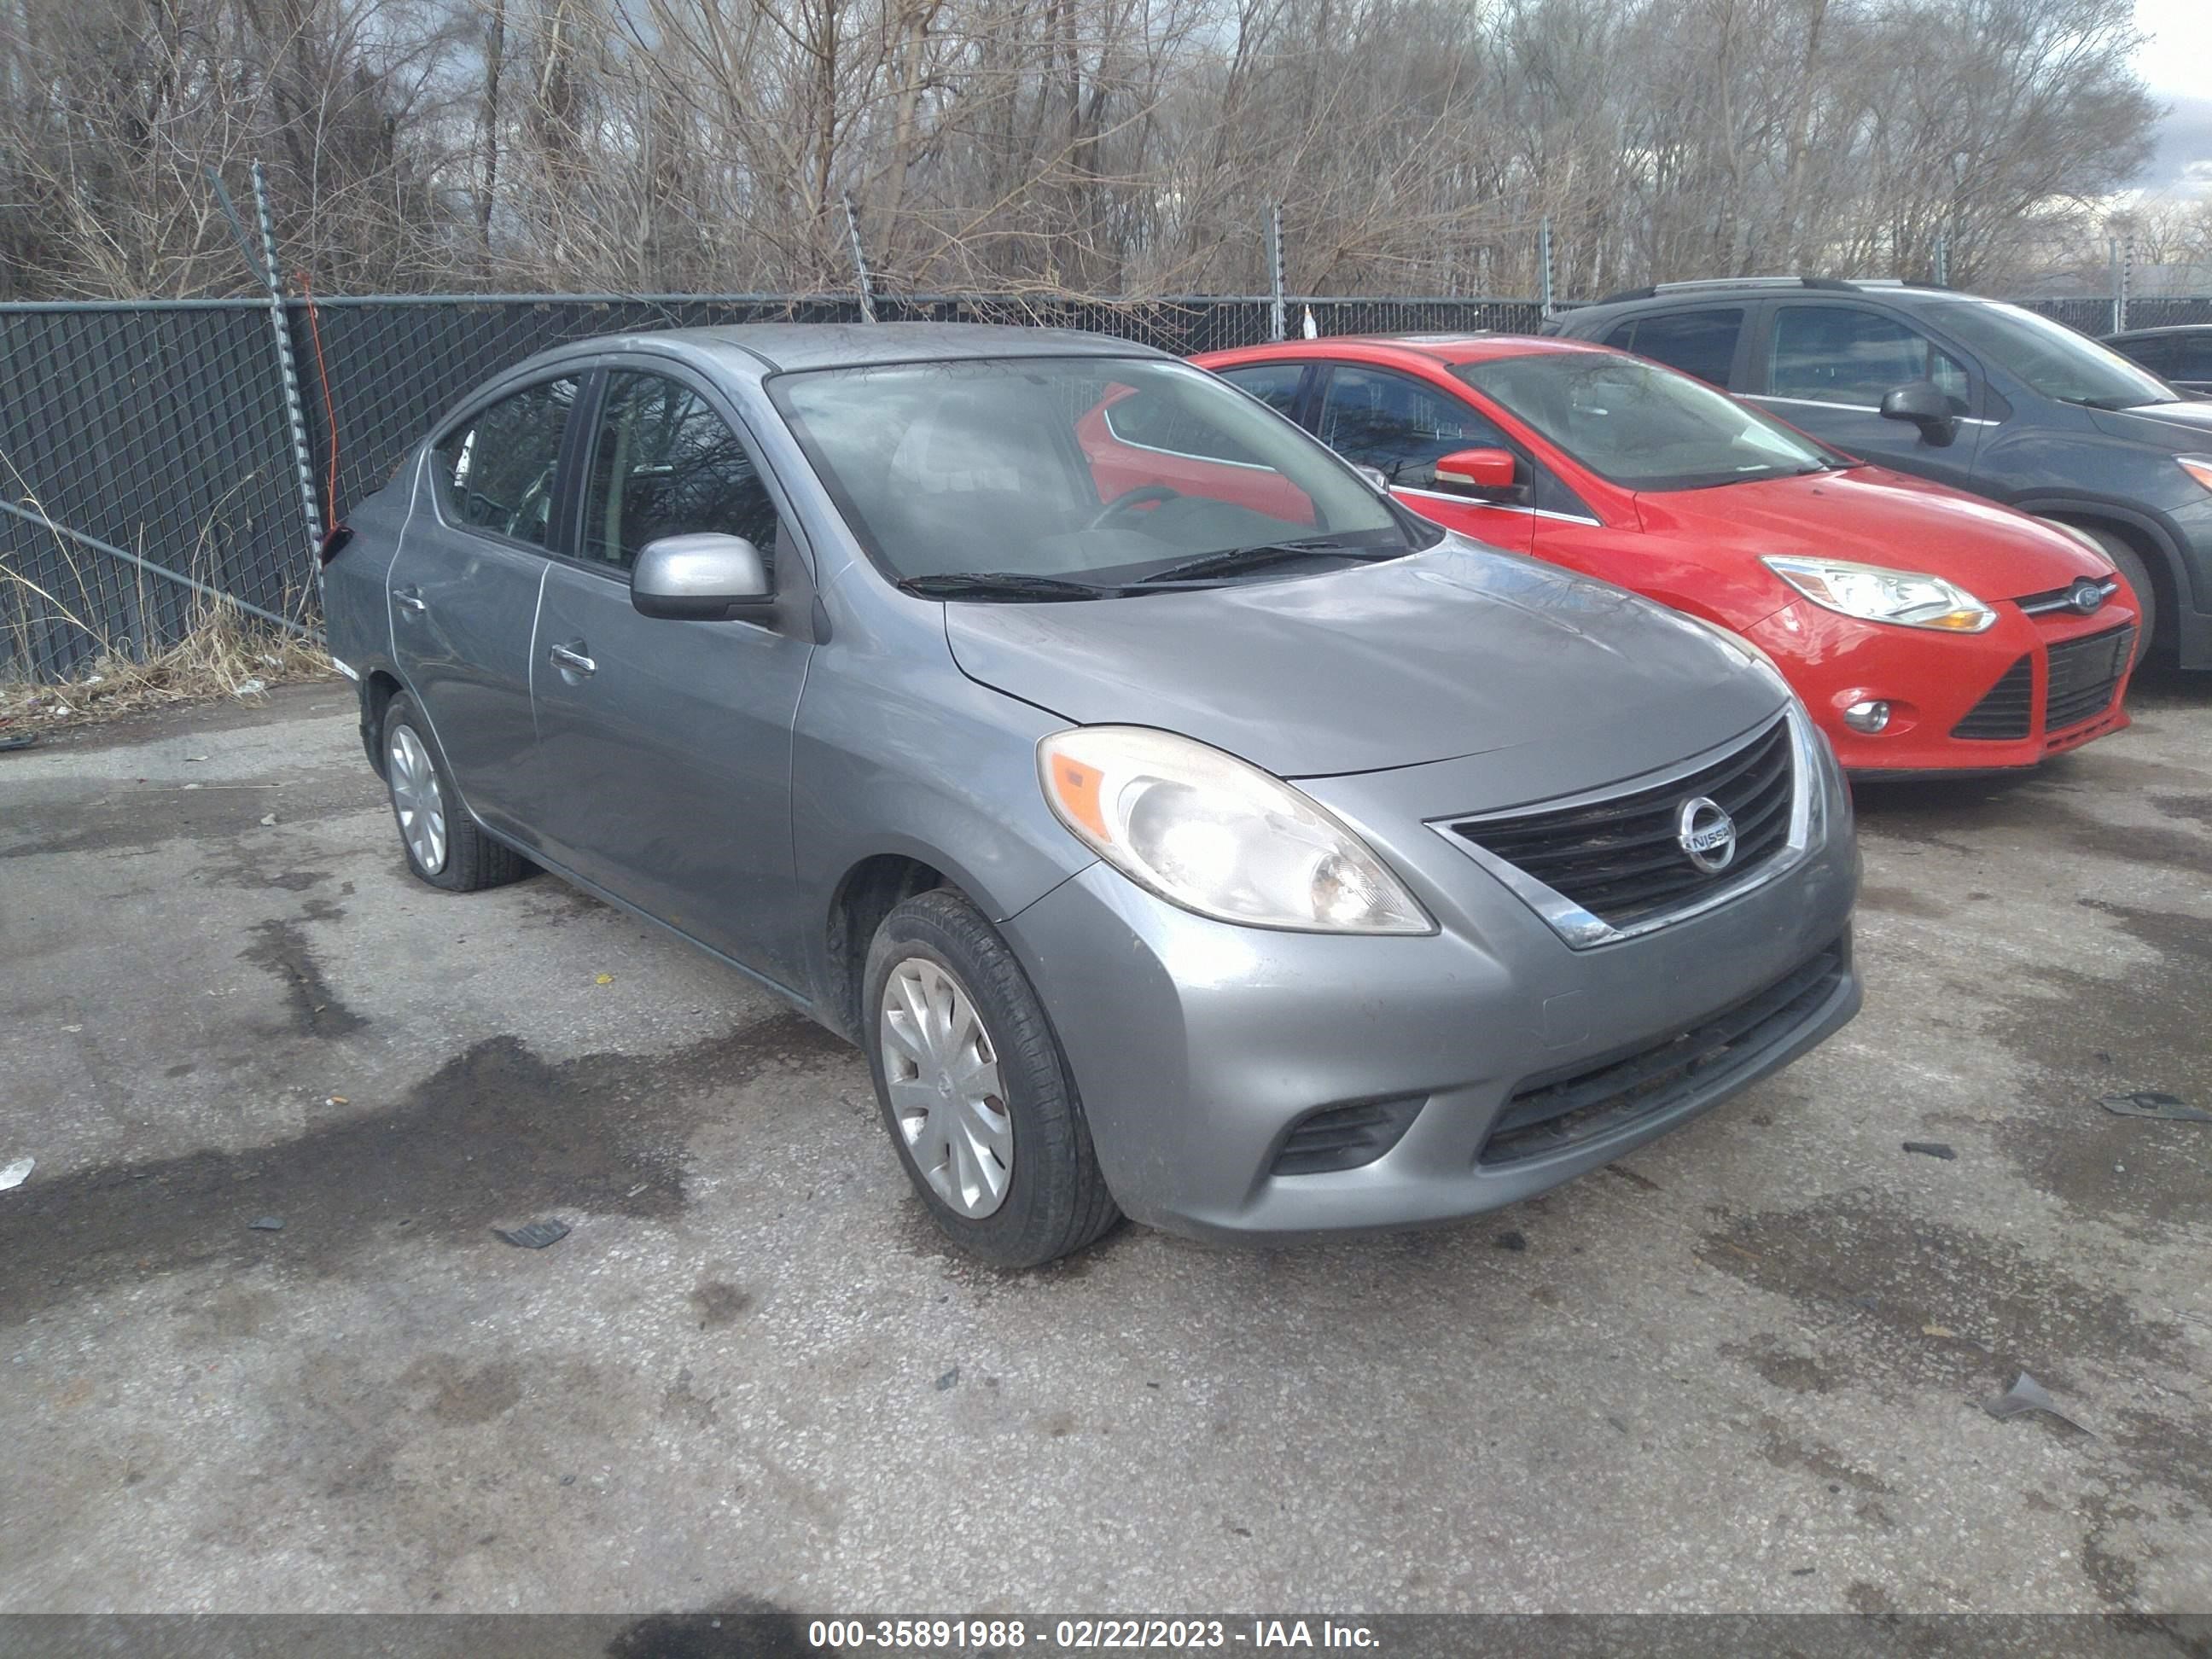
582,372,782,573
432,376,580,546
1618,308,1744,388
1770,306,1971,412
1215,362,1307,418
1318,365,1511,488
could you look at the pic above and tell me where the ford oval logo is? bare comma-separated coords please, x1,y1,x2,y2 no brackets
2067,579,2108,615
1677,795,1738,874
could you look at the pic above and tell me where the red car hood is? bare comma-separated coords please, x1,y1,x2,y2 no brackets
1633,466,2110,603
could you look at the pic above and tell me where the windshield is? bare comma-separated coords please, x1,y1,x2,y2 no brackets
771,357,1418,588
1456,352,1842,492
1930,300,2178,410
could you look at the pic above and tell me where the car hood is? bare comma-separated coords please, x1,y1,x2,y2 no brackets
2092,399,2212,445
941,538,1784,778
1633,467,2111,602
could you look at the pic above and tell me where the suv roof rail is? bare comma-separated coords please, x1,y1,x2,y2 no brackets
1591,275,1940,306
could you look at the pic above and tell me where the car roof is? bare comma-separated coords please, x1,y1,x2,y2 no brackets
1559,279,1978,329
2106,323,2212,340
1208,333,1611,367
514,321,1167,381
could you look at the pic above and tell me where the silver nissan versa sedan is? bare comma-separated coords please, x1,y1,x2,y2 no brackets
322,323,1862,1267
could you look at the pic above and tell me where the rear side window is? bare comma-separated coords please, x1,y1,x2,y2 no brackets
1621,309,1743,388
2177,335,2212,380
1216,362,1307,418
1103,385,1266,464
581,372,781,572
433,377,580,546
1770,306,1970,411
1318,365,1511,488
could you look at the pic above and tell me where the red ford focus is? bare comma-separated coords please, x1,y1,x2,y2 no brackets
1192,335,2139,775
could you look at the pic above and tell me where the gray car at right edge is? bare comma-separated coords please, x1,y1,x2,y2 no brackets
322,323,1860,1267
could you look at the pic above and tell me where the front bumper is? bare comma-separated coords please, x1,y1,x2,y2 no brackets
999,716,1860,1239
1745,597,2137,774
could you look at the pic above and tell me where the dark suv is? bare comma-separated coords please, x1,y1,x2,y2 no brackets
1549,278,2212,667
2104,325,2212,399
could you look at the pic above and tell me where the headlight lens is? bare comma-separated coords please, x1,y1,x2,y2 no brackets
1761,556,1996,633
2177,455,2212,495
1039,726,1432,934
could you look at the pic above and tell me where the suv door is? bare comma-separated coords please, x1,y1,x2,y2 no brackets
1749,301,1984,488
529,365,815,985
389,374,580,841
1311,364,1534,552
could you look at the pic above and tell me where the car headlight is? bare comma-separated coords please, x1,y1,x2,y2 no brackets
1761,556,1995,633
1039,726,1433,934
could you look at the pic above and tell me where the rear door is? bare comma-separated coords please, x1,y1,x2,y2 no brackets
387,373,580,841
1310,364,1534,553
527,364,816,986
1746,301,1986,487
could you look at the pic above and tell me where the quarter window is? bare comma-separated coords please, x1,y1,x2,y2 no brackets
1621,309,1744,388
582,373,781,572
1318,366,1512,489
433,377,580,546
1769,307,1970,411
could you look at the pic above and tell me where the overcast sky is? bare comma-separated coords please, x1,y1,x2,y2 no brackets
2132,0,2212,195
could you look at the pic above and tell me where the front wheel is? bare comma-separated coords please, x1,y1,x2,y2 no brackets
863,890,1120,1267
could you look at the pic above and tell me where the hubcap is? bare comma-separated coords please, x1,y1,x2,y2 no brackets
387,725,447,874
880,958,1013,1219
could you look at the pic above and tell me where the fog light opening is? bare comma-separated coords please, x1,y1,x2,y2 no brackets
1842,700,1892,735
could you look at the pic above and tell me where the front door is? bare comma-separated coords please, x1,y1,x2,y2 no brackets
387,374,580,841
1311,364,1534,553
1746,301,1985,489
527,367,815,986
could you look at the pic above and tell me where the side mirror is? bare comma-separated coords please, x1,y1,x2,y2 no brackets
1432,447,1522,497
1878,381,1959,448
631,533,775,620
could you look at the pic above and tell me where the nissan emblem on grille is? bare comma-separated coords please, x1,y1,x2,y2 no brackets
2068,579,2108,615
1677,796,1738,874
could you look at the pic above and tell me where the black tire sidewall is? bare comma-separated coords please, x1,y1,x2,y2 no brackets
861,892,1114,1266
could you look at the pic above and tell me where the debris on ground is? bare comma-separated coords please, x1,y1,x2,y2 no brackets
0,732,38,753
2099,1091,2212,1124
595,974,614,986
495,1220,571,1249
0,1157,33,1190
259,812,278,827
1981,1372,2093,1435
234,678,267,697
247,1215,283,1231
1903,1141,1957,1160
935,1367,960,1391
1493,1230,1528,1251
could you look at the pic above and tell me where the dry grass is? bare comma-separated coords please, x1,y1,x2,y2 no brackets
0,587,333,735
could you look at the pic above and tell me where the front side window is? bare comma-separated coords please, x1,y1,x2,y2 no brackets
1216,362,1307,417
1458,351,1842,492
771,357,1412,587
1318,365,1512,488
433,376,580,545
582,373,781,572
1622,308,1744,388
1769,306,1970,411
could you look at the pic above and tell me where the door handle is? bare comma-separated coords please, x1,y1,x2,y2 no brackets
393,587,427,613
548,643,596,676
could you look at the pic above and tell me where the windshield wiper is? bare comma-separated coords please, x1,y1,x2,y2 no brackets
1127,538,1388,587
897,571,1126,602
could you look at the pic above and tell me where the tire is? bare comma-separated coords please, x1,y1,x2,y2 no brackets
2047,521,2157,668
380,693,531,892
863,890,1120,1267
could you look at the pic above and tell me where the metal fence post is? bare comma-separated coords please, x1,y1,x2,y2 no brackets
1539,218,1555,320
2118,235,2133,335
251,160,324,569
842,195,878,324
1268,203,1287,343
1933,232,1948,288
2109,239,2122,335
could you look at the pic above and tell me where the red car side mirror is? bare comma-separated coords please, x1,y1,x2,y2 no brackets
1433,447,1519,493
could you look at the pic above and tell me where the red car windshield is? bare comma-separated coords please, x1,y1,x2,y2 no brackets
1458,352,1847,492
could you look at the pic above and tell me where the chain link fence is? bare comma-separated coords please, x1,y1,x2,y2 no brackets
3,286,2209,681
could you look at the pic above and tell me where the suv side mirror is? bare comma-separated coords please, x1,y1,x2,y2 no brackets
1879,381,1960,448
1433,447,1523,498
632,533,776,620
